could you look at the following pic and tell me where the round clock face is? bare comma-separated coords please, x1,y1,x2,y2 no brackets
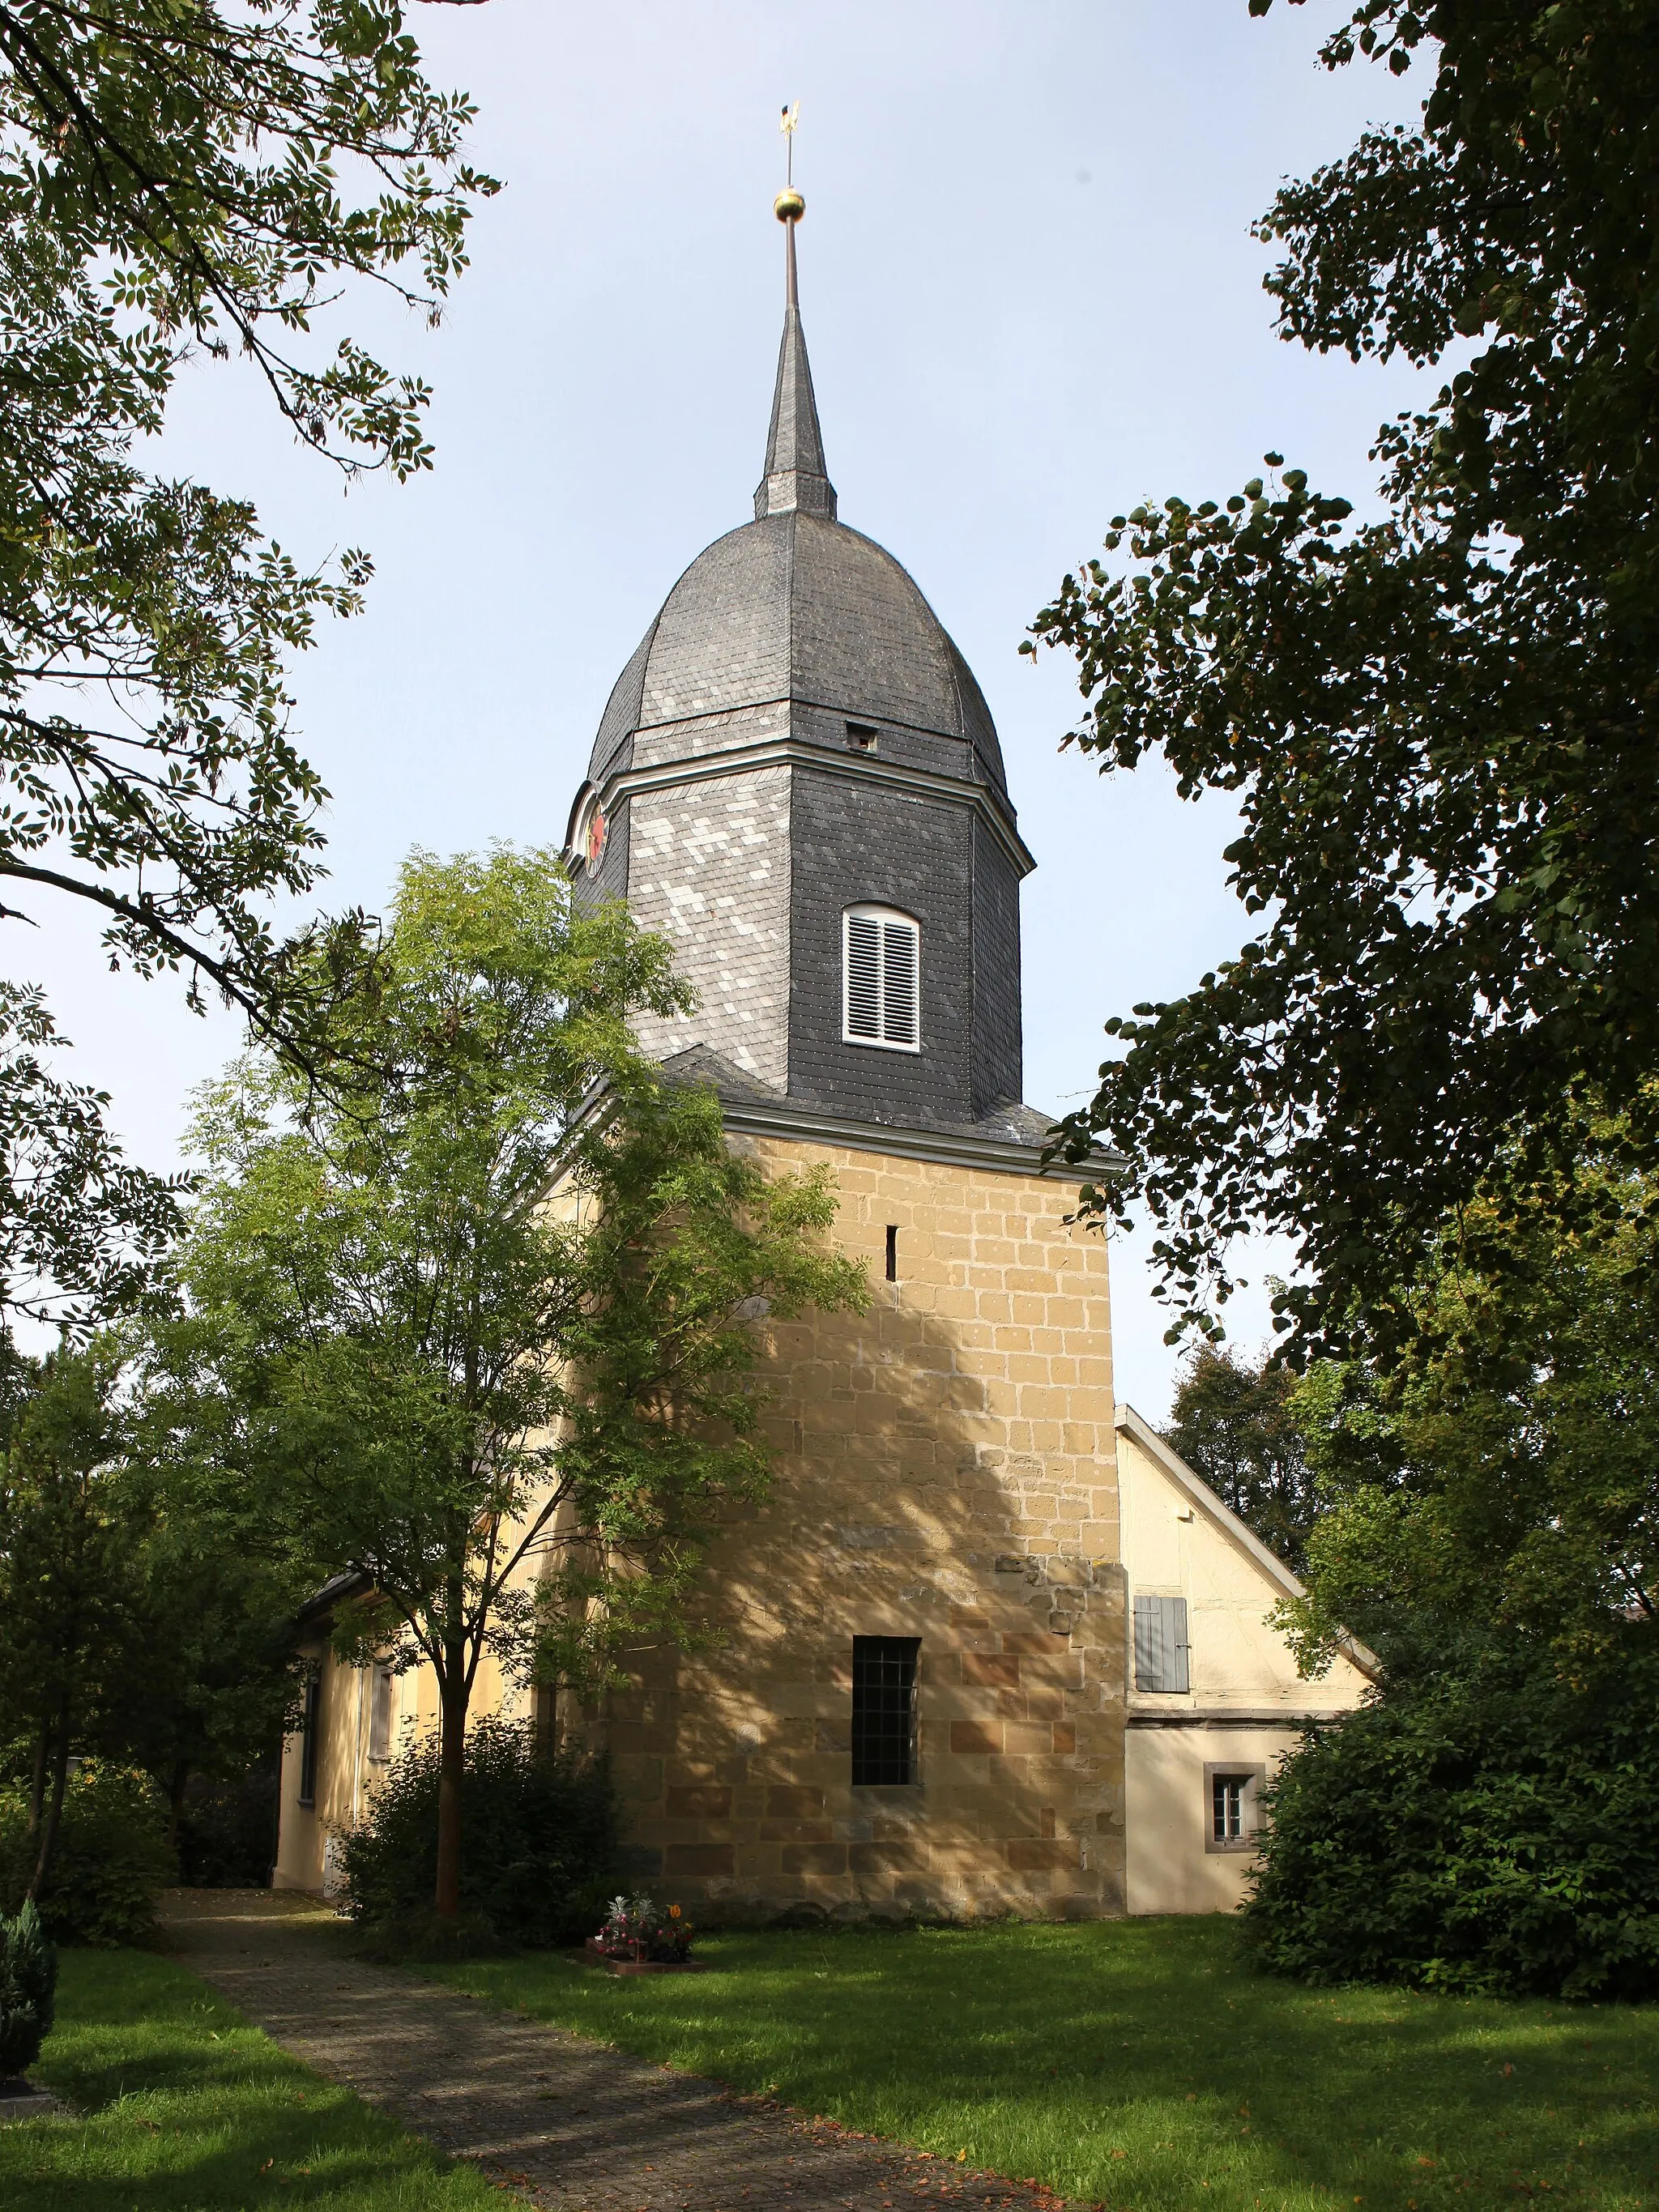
586,805,608,872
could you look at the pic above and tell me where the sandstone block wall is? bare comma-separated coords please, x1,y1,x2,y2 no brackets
605,1132,1125,1923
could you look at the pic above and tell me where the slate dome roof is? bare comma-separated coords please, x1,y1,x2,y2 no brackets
584,228,1006,799
586,509,1006,793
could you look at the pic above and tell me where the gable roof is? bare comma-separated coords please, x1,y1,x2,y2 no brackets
1114,1402,1380,1682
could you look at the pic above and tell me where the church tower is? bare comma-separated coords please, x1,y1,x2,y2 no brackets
565,208,1036,1149
562,192,1129,1921
271,187,1377,1924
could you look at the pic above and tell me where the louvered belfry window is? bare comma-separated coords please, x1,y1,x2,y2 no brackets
843,905,920,1051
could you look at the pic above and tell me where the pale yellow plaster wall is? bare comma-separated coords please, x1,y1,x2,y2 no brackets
1124,1724,1307,1915
274,1639,363,1893
1115,1412,1373,1916
274,1643,440,1892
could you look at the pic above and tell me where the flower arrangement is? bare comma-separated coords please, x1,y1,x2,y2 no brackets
592,1892,693,1963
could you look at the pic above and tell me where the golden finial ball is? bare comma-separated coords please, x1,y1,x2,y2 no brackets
774,188,805,224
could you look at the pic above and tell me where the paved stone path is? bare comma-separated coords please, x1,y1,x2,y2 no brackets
160,1891,1061,2212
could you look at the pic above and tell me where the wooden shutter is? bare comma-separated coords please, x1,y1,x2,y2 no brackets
881,918,919,1045
845,912,881,1038
1133,1594,1191,1693
1167,1595,1190,1692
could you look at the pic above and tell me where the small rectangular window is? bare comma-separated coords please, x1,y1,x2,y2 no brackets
1132,1593,1191,1694
1204,1763,1265,1853
847,722,878,752
297,1671,321,1806
851,1635,919,1785
368,1664,394,1763
885,1225,898,1281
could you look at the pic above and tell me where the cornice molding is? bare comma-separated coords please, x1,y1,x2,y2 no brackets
1124,1707,1358,1730
582,735,1037,880
720,1094,1123,1181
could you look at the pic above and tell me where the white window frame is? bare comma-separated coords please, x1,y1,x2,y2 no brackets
1203,1762,1266,1854
842,904,921,1053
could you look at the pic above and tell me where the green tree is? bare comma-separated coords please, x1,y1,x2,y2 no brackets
1031,1,1659,1352
0,985,186,1327
0,3,495,1323
165,847,868,1924
1244,1128,1659,1997
1163,1343,1316,1571
100,1491,306,1852
1277,1132,1659,1686
0,1343,142,1902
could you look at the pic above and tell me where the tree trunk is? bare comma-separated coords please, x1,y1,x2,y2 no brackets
434,1582,469,1920
434,1677,467,1920
26,1715,50,1837
28,1692,73,1903
167,1761,191,1865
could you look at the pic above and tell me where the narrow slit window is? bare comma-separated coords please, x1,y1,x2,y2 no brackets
851,1635,919,1785
368,1664,394,1764
297,1671,320,1806
843,905,920,1051
885,1225,898,1281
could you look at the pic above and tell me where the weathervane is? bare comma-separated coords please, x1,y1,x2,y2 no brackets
774,101,804,304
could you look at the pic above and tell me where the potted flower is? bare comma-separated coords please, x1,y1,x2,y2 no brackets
586,1893,705,1972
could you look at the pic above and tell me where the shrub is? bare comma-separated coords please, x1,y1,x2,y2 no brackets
0,1762,174,1946
177,1769,279,1888
336,1719,619,1948
0,1900,57,2076
1243,1633,1659,1999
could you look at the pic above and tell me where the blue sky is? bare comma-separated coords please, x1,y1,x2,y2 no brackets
12,2,1438,1414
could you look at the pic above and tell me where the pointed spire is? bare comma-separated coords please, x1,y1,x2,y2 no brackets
754,191,837,522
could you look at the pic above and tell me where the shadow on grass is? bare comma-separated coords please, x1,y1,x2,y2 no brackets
0,1949,497,2212
429,1916,1658,2212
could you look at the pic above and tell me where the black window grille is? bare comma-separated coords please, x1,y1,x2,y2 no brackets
297,1671,320,1806
851,1636,919,1785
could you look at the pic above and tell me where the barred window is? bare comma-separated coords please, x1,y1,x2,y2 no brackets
851,1635,919,1785
843,906,920,1051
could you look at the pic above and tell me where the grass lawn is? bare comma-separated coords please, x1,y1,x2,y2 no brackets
429,1918,1658,2212
0,1946,501,2211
